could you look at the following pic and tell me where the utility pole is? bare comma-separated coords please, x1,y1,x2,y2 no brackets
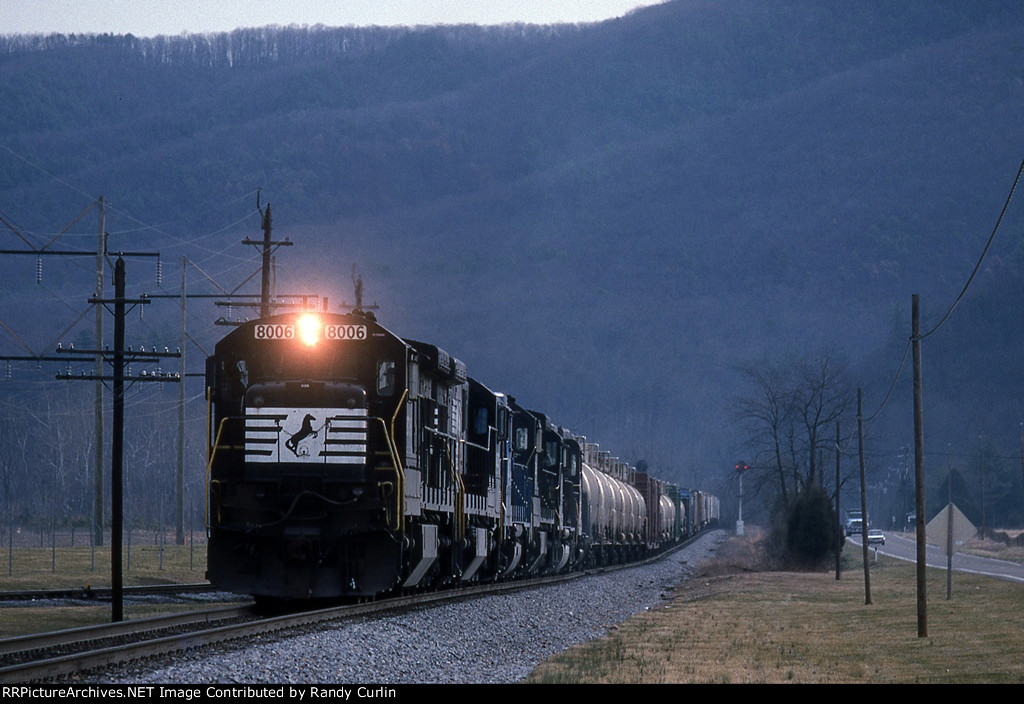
242,200,291,319
834,420,840,581
857,388,870,604
57,256,180,622
260,203,272,317
94,196,105,547
111,257,126,622
177,257,186,545
978,437,985,541
912,294,927,638
340,265,380,314
946,471,954,600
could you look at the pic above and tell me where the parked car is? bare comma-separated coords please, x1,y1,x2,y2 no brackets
867,529,885,545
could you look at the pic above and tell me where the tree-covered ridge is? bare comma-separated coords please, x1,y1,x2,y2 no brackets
0,0,1021,521
0,22,583,65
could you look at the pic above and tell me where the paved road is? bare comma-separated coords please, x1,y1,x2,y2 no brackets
849,531,1024,583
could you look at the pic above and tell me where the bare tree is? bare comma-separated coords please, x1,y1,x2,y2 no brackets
735,364,794,507
735,350,852,507
793,353,850,491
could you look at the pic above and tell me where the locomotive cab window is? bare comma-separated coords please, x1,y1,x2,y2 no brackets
473,407,489,438
515,427,530,452
376,359,396,396
235,360,249,388
543,440,559,470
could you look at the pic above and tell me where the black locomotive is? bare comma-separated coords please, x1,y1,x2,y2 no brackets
204,310,718,601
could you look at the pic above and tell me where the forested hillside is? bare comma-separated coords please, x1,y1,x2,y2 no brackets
1,0,1022,530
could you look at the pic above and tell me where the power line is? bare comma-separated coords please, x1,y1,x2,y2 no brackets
921,156,1024,340
862,338,911,424
863,156,1024,424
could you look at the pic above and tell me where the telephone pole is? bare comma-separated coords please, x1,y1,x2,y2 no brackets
242,201,291,318
58,256,180,622
912,294,927,638
94,197,105,546
834,420,841,581
857,389,870,604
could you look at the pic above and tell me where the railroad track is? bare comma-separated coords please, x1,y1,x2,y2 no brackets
0,603,258,682
0,538,701,682
0,571,591,683
0,583,216,602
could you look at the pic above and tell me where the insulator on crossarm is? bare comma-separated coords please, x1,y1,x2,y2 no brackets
156,257,162,286
36,256,42,284
6,361,11,379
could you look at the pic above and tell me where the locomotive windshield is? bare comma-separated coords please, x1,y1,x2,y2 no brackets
245,345,359,384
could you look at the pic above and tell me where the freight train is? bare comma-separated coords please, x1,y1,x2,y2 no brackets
204,310,718,601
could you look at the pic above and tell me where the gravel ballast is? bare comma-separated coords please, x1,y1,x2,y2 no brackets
100,530,726,684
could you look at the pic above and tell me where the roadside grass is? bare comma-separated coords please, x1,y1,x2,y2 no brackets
527,534,1024,684
959,534,1024,564
0,540,214,638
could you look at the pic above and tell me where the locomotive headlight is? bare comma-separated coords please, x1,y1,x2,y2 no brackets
296,312,321,346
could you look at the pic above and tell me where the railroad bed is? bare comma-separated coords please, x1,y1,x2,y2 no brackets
81,531,726,684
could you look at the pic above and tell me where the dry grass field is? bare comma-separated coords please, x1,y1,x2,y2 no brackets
0,533,207,590
2,528,1023,683
528,530,1024,684
0,535,213,637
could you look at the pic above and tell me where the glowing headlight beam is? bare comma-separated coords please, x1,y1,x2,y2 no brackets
297,313,321,346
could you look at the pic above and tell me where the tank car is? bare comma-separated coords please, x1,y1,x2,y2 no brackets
579,444,646,566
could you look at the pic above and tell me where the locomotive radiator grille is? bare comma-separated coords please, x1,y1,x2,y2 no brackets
244,406,368,465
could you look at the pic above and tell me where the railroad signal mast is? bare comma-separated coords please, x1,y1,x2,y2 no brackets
735,461,749,536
